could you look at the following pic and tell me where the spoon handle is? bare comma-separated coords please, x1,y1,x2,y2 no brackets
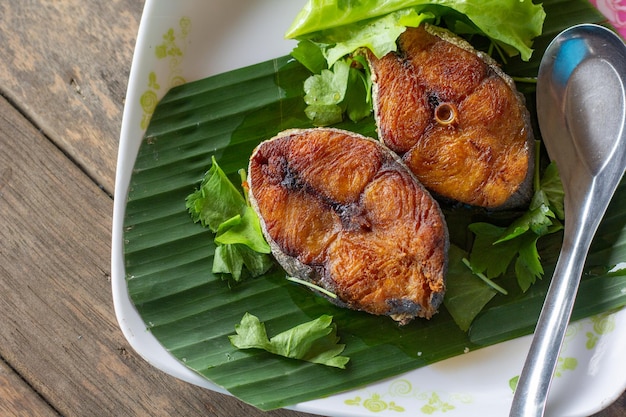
509,213,595,417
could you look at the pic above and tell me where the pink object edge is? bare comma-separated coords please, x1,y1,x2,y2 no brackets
590,0,626,37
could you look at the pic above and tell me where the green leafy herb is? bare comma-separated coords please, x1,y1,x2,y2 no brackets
290,39,327,74
186,156,272,281
214,206,271,253
537,162,565,219
287,0,545,124
461,258,508,295
444,245,499,331
468,162,565,292
229,313,350,369
345,54,374,122
302,56,373,126
303,59,349,125
186,156,246,231
212,242,273,282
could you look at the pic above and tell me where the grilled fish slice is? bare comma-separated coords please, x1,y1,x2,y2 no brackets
367,24,534,209
248,128,448,324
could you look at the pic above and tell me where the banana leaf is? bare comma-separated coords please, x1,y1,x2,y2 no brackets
124,1,626,411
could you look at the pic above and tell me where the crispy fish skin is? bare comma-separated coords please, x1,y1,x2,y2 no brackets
248,128,448,324
368,24,534,209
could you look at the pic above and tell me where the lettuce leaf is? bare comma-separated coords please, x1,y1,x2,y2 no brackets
320,8,434,65
287,0,545,125
286,0,546,62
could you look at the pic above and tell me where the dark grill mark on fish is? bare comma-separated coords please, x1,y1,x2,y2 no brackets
367,24,534,209
248,128,448,324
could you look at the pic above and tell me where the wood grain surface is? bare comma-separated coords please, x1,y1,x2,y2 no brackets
0,1,623,416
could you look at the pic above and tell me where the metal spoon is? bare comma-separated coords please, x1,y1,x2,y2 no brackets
509,24,626,417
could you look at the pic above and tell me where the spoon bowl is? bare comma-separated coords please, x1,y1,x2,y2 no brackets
510,24,626,416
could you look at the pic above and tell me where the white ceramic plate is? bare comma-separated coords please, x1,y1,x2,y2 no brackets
111,1,626,415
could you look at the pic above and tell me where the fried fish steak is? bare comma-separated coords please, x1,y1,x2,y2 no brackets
248,128,448,324
367,24,534,209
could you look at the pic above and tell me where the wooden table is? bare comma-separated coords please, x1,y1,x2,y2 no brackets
0,1,623,416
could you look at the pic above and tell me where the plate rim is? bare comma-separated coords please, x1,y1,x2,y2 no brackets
110,1,626,415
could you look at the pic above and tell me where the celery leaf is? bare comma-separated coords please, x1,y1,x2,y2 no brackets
444,245,498,331
468,162,564,292
186,155,246,231
186,157,272,282
229,313,350,369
